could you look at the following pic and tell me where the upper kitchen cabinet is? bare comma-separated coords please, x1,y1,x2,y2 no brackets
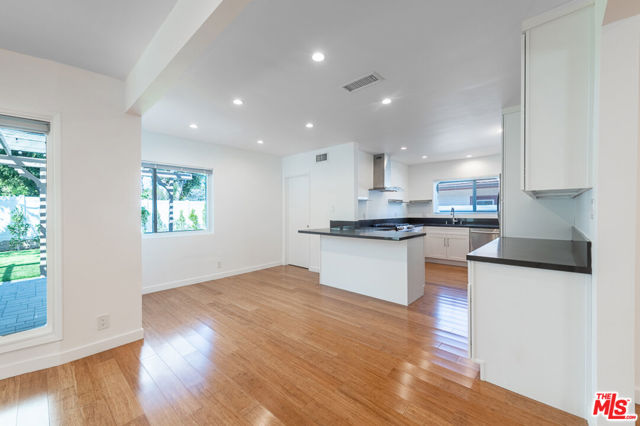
521,1,594,198
357,151,373,200
407,165,433,202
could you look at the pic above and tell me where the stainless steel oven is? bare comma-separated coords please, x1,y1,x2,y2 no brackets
469,228,500,251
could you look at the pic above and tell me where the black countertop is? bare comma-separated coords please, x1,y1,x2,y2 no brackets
299,227,426,241
330,217,499,230
417,222,499,229
467,237,592,274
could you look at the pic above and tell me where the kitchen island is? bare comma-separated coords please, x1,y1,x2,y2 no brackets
299,228,426,305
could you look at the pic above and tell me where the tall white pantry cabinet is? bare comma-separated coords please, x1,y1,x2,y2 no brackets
521,1,594,198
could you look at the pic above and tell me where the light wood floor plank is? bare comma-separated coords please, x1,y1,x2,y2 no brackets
0,264,585,425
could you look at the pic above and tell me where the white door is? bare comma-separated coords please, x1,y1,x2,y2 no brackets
446,234,470,262
286,175,309,268
425,233,447,259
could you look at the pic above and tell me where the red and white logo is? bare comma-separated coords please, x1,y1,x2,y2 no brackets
592,392,637,421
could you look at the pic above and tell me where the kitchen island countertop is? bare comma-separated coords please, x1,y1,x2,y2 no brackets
298,227,426,241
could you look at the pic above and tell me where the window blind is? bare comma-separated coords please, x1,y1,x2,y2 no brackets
0,114,50,134
141,162,212,176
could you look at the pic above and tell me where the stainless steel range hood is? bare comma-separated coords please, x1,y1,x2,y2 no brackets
369,153,400,192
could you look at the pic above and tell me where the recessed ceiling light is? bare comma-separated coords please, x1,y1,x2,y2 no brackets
311,52,325,62
381,98,392,105
305,122,314,128
401,146,408,150
257,140,264,144
189,123,198,129
422,155,428,159
497,127,503,134
466,154,473,158
232,98,243,106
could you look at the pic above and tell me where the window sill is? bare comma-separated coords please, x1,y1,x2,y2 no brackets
433,212,498,215
0,323,62,355
142,230,214,239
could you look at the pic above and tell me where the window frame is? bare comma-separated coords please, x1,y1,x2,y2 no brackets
0,109,62,354
141,162,212,237
432,175,500,214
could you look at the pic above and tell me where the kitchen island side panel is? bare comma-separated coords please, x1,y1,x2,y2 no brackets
469,260,591,418
319,236,424,305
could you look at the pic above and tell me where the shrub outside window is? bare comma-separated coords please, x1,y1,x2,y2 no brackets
141,163,210,234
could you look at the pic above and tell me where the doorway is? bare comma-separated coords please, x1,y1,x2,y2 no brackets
285,175,309,268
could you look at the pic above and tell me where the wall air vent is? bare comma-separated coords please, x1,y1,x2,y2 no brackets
316,153,328,162
342,72,384,92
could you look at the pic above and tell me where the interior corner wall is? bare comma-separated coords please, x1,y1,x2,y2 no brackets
282,142,358,271
141,132,283,293
0,48,143,378
573,190,595,239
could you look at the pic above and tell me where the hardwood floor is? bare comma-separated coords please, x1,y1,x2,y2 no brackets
425,262,468,290
0,266,585,425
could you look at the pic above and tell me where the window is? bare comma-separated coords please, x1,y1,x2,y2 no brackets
0,115,49,338
433,176,500,213
141,163,211,234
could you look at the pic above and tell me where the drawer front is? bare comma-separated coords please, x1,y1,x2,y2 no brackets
424,226,469,236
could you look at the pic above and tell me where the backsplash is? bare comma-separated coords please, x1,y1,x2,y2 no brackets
359,194,498,220
358,189,407,219
407,201,498,219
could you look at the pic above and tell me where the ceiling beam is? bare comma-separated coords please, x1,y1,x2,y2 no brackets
124,0,253,115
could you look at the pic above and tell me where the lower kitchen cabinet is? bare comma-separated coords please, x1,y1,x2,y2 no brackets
424,227,470,262
425,233,447,259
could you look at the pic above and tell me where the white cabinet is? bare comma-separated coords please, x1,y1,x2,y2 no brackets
521,2,594,198
446,234,470,261
469,261,590,417
357,151,373,200
407,166,434,201
424,227,470,261
425,232,447,259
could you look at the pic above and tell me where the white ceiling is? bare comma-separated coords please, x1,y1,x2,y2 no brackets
0,0,177,80
143,0,569,164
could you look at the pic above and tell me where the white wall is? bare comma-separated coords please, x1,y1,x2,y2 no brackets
593,12,639,410
358,151,409,220
0,48,143,378
282,142,357,271
407,155,502,219
141,131,283,293
574,190,595,239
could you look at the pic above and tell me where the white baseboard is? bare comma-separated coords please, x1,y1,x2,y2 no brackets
142,261,283,294
309,266,320,273
425,257,467,267
472,358,485,380
0,328,144,381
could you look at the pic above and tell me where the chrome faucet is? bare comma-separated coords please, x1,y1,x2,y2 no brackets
450,207,459,224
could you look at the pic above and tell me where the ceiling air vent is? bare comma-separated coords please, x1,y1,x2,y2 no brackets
342,72,384,92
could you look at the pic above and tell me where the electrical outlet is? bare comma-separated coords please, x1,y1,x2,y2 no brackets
97,314,110,331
